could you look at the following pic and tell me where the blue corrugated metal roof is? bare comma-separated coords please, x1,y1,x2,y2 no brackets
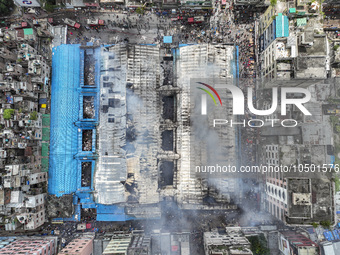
276,15,289,38
96,204,132,221
48,44,81,196
49,44,131,222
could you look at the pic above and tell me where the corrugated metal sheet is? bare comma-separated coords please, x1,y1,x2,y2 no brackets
48,44,81,196
96,204,130,221
297,18,307,27
41,158,49,172
41,143,48,157
42,128,50,141
42,114,50,126
276,14,289,38
23,28,33,35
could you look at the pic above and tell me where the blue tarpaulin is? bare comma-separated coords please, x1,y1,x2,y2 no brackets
6,96,13,104
39,98,47,104
163,36,173,43
324,231,334,241
96,204,133,221
49,44,82,196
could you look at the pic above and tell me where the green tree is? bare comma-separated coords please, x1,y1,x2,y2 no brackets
30,111,38,120
247,234,270,255
3,109,14,120
44,3,55,13
270,0,277,6
330,116,339,126
136,7,145,14
320,220,331,229
0,0,14,16
312,222,319,228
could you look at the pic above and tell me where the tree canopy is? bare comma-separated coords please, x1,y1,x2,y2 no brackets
248,234,270,255
3,109,15,120
0,0,14,16
30,111,38,120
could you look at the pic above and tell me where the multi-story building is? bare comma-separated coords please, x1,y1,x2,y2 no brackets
321,241,340,255
204,228,253,255
260,83,335,224
0,238,57,255
151,231,189,255
103,236,131,255
48,43,239,221
94,231,151,255
128,230,151,255
258,6,330,88
0,47,17,73
0,22,50,231
256,4,335,225
278,231,318,255
58,236,94,255
260,31,329,88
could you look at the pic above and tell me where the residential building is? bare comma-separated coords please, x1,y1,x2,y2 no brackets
151,231,189,255
259,15,329,88
320,241,340,255
59,236,94,255
260,82,335,224
93,231,150,255
0,21,50,231
103,237,131,255
0,238,56,255
278,231,318,255
128,230,151,255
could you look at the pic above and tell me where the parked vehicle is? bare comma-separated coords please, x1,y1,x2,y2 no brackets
63,18,81,28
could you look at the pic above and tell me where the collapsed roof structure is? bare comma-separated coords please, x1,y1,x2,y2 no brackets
49,43,240,220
